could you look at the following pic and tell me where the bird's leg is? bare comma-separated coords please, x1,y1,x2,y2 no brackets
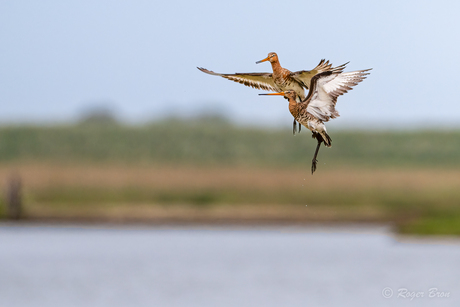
311,134,322,174
292,120,301,135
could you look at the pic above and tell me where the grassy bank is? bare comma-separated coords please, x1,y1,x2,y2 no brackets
1,164,459,234
1,121,460,234
1,120,460,168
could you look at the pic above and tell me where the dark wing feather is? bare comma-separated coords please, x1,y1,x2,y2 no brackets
197,67,277,91
291,60,349,89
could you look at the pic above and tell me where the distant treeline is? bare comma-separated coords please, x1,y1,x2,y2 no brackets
0,119,459,168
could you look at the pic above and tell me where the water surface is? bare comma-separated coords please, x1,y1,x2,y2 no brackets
0,224,458,307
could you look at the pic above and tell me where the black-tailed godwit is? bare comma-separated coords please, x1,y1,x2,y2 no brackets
198,52,347,134
261,67,371,174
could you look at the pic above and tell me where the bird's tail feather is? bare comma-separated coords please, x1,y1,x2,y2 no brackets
312,131,332,147
321,132,332,147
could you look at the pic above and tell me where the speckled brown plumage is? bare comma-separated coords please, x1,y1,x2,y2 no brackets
198,52,347,134
198,53,346,101
260,67,371,174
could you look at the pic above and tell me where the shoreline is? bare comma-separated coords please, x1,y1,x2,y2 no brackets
3,220,460,245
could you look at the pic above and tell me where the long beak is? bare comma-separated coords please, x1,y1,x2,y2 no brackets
256,57,269,64
259,92,285,96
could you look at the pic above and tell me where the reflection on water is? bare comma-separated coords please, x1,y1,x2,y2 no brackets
0,224,459,307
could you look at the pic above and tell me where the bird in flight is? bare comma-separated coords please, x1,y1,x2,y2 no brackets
260,67,371,174
197,52,347,134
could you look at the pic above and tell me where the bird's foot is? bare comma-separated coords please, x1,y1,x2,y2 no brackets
311,159,318,174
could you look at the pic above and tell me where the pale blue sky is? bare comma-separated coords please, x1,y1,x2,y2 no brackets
1,0,460,128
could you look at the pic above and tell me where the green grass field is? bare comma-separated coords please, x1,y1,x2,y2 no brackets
1,118,460,168
1,119,460,235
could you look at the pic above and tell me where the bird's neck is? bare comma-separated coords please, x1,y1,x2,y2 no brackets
288,98,299,119
270,60,283,74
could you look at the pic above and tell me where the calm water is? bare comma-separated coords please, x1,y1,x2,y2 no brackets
0,224,458,307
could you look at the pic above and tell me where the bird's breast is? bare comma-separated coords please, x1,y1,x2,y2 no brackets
274,74,305,99
294,111,321,132
272,69,291,85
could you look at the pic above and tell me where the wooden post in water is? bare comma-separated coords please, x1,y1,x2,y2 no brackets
5,173,22,220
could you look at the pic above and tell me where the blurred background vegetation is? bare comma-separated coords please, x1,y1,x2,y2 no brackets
1,114,460,235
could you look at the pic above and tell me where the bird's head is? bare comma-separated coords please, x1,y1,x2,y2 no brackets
256,52,278,64
283,90,297,100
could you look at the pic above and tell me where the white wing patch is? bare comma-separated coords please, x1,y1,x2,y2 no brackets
307,70,371,122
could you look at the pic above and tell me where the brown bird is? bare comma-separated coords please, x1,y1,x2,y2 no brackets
260,67,371,174
197,52,347,134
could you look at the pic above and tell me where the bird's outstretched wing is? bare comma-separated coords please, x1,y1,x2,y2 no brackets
291,60,348,89
305,69,371,122
197,67,277,91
